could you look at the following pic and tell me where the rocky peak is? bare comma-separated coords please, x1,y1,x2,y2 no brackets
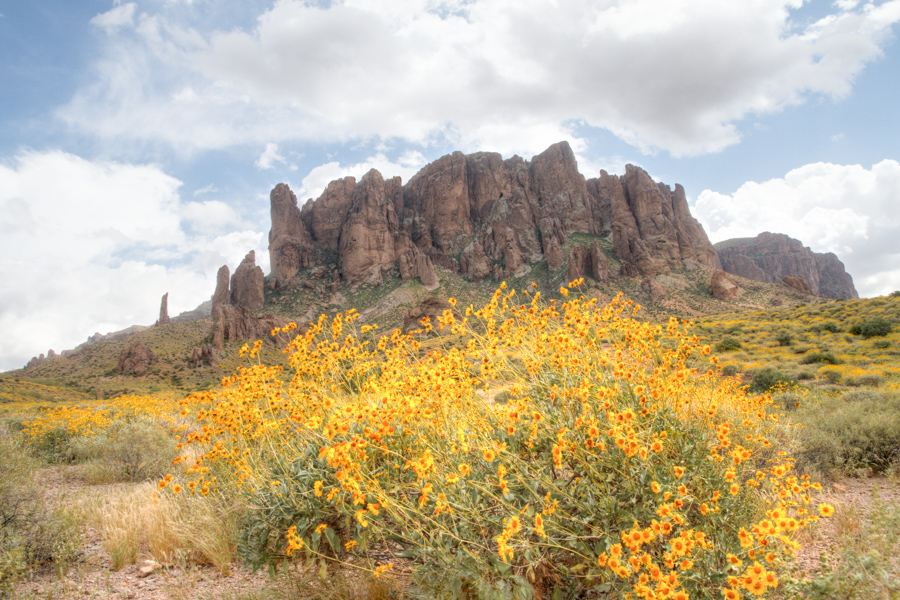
231,251,265,311
716,232,858,300
269,183,315,288
157,292,170,325
266,141,722,290
211,265,230,309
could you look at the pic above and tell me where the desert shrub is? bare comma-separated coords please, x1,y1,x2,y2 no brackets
809,322,840,334
845,373,885,388
800,351,840,365
792,391,900,476
748,368,796,394
0,427,81,597
817,366,843,384
774,331,793,346
841,390,884,403
70,419,177,483
175,290,828,600
849,317,893,338
796,371,815,381
873,339,891,349
721,364,741,377
715,336,741,352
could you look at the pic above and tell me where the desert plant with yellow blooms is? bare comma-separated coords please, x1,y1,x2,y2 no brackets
166,282,830,600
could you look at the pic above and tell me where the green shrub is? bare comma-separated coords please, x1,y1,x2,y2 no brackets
70,419,177,483
721,364,741,377
796,371,815,381
849,317,893,338
845,373,885,388
818,367,842,384
715,337,742,352
810,321,840,334
1,427,81,596
748,368,796,393
775,331,793,346
792,391,900,476
800,351,840,365
873,339,891,349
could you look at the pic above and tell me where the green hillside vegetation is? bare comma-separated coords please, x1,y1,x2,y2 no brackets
3,242,819,399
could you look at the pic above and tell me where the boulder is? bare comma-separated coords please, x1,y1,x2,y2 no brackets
115,339,156,375
710,270,743,301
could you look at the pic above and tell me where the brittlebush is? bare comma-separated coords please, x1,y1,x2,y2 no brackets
177,284,828,600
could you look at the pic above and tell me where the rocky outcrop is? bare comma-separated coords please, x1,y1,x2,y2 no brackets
115,339,156,375
641,277,666,302
566,241,609,284
339,170,401,285
211,305,281,351
710,270,743,301
190,345,216,367
782,275,813,295
212,266,230,309
231,251,265,311
269,183,315,289
265,141,720,289
716,232,858,300
25,353,47,369
588,166,720,277
157,293,170,325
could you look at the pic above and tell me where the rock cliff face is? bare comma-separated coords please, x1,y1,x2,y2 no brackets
267,141,720,288
716,232,858,300
231,251,265,311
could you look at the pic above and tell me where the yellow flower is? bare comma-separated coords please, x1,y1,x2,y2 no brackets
818,503,835,518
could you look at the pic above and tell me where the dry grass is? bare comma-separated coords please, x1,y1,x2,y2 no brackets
85,483,239,574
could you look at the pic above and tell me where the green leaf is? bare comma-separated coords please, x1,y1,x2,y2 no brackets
325,527,340,555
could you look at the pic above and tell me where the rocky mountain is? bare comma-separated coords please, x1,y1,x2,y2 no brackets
716,232,858,300
267,141,720,293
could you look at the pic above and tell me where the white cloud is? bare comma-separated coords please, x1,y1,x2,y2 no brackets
255,142,286,170
193,183,219,196
60,0,900,157
694,159,900,298
0,150,266,372
90,3,137,31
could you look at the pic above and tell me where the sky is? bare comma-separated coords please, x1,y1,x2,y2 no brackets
1,0,899,372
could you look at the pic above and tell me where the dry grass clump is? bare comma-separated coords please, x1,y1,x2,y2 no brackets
86,482,239,573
